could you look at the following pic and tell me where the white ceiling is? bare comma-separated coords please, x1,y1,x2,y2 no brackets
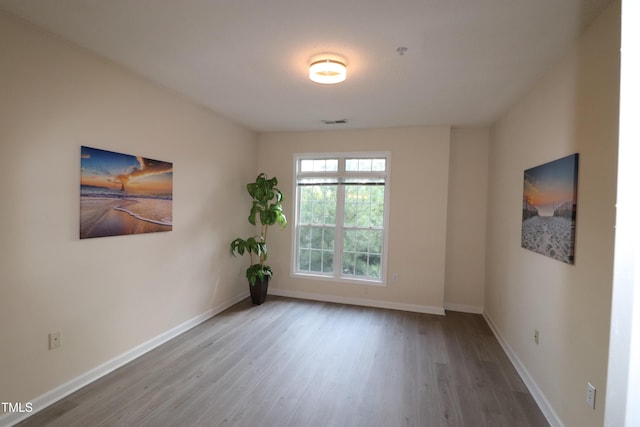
0,0,614,132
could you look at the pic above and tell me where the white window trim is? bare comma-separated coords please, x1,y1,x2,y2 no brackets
290,151,391,286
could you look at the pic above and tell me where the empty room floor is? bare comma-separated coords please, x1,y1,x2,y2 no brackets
17,296,549,427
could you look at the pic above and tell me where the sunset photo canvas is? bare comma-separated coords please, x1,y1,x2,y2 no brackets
80,146,173,239
521,153,579,264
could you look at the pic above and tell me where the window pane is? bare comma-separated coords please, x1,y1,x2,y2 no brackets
371,187,385,227
346,158,374,171
370,230,383,253
368,254,381,278
343,229,356,251
356,230,369,252
371,205,384,227
371,186,385,203
342,185,386,279
325,186,337,202
300,204,312,224
322,228,335,250
312,203,325,224
300,188,313,223
357,206,371,227
299,249,310,270
345,204,358,227
345,185,358,200
299,158,339,172
299,226,334,273
372,158,386,171
345,159,358,171
300,185,338,226
326,202,336,225
355,254,368,276
299,226,311,248
310,227,323,249
358,186,371,202
343,185,385,228
322,251,334,272
345,158,384,172
358,159,372,171
344,202,357,226
310,250,323,272
323,186,336,225
342,252,355,275
341,229,384,279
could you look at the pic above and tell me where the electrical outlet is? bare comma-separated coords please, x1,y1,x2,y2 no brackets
534,329,539,345
49,331,61,350
586,382,596,409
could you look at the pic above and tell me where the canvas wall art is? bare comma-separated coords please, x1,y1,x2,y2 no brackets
80,146,173,239
521,153,579,264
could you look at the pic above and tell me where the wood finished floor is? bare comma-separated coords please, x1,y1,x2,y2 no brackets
18,296,549,427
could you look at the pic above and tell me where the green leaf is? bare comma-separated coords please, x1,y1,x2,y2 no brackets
230,238,247,256
249,201,262,225
246,263,272,286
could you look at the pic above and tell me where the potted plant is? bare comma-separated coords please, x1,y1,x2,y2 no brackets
230,173,287,304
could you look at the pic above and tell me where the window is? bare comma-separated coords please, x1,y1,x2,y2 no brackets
293,153,390,284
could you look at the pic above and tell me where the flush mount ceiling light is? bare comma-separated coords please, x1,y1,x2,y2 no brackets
309,55,347,84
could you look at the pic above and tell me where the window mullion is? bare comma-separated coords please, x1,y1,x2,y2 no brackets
334,181,345,279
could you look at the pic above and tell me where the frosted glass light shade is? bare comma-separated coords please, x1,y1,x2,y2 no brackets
309,59,347,84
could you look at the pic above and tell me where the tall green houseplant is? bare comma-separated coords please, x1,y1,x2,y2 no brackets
230,173,287,303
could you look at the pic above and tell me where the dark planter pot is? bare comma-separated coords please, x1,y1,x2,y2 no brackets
250,276,269,305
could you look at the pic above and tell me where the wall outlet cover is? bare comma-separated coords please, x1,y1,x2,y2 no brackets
586,382,596,409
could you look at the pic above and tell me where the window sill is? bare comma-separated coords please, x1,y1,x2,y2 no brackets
291,272,387,287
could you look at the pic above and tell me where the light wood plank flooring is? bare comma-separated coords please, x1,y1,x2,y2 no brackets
18,296,549,427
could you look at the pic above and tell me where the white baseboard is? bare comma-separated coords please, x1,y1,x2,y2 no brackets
0,291,248,427
269,287,445,315
443,302,484,314
483,311,564,427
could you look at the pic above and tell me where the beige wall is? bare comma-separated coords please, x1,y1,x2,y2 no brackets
0,12,257,408
485,2,620,426
445,128,490,313
257,127,452,313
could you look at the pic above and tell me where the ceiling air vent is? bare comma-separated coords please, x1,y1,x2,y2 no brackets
321,119,348,125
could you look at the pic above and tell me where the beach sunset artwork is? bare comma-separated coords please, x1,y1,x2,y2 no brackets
521,153,579,264
80,146,173,239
